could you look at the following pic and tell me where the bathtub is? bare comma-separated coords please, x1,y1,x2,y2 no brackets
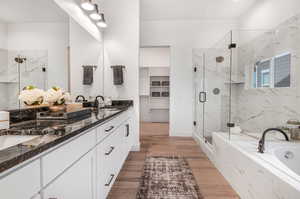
195,132,300,199
272,146,300,181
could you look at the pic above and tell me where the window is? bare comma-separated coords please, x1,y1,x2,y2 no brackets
274,53,291,87
252,53,291,88
261,69,270,87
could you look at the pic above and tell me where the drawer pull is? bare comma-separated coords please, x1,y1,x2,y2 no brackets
105,146,115,155
126,124,130,137
105,126,114,132
105,174,115,186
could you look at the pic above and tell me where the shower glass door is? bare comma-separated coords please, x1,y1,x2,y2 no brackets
193,50,205,139
193,31,233,144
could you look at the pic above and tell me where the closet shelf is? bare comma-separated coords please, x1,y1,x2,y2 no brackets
150,108,169,110
150,86,170,88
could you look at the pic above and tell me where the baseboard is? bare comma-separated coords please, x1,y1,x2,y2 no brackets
131,142,140,151
192,133,215,162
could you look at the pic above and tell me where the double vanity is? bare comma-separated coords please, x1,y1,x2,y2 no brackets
0,101,134,199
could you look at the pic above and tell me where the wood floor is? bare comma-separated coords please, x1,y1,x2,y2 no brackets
108,122,240,199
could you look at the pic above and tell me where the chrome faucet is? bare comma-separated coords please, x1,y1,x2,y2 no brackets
258,128,289,153
94,95,105,108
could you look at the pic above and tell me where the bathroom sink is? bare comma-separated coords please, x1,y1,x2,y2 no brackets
0,135,38,151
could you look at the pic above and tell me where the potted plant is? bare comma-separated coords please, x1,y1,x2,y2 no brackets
19,85,45,106
44,86,71,112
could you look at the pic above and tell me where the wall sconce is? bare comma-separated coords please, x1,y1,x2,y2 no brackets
81,0,95,11
97,13,107,28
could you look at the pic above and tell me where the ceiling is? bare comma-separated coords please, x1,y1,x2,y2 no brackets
0,0,68,23
141,0,258,21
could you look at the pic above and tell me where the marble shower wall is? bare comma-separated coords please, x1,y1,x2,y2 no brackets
233,14,300,134
0,50,48,109
0,49,8,110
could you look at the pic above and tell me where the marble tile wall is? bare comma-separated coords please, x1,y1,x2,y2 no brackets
0,49,8,110
233,14,300,135
0,50,48,109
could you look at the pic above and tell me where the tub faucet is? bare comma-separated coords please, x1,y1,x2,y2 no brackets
258,128,289,153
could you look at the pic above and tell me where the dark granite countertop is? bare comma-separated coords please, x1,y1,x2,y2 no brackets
0,102,132,174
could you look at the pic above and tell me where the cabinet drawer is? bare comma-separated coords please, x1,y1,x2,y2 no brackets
97,119,117,143
101,168,117,199
98,131,121,167
96,130,124,199
42,129,96,185
97,111,129,143
0,159,40,199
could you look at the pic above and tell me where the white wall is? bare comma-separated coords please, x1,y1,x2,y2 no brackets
7,22,69,90
239,0,300,29
141,20,238,136
140,47,170,67
102,0,140,150
0,23,7,49
69,18,104,100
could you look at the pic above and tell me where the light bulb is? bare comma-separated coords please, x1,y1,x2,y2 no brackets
90,12,102,20
97,21,107,28
97,13,107,28
81,0,95,11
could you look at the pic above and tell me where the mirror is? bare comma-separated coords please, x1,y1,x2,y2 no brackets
0,0,70,110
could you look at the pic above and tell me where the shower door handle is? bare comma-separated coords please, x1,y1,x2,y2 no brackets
199,92,207,103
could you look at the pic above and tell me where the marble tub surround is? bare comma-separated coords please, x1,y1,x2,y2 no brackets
0,102,133,174
231,13,300,135
208,133,300,199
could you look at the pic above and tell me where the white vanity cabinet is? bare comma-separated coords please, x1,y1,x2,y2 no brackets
42,129,97,185
0,159,41,199
0,109,134,199
43,150,96,199
122,118,134,158
96,115,133,199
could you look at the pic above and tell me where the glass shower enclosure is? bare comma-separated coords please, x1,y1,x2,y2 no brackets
193,31,233,145
194,19,300,146
0,50,48,110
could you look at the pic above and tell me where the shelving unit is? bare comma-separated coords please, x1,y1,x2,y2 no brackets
139,46,171,123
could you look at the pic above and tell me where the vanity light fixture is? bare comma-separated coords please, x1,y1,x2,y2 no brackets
89,4,102,20
81,0,95,11
97,13,107,28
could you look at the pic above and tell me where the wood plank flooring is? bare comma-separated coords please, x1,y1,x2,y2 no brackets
108,122,240,199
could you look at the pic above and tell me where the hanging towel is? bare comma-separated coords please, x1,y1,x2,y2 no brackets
111,65,125,85
83,65,94,85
